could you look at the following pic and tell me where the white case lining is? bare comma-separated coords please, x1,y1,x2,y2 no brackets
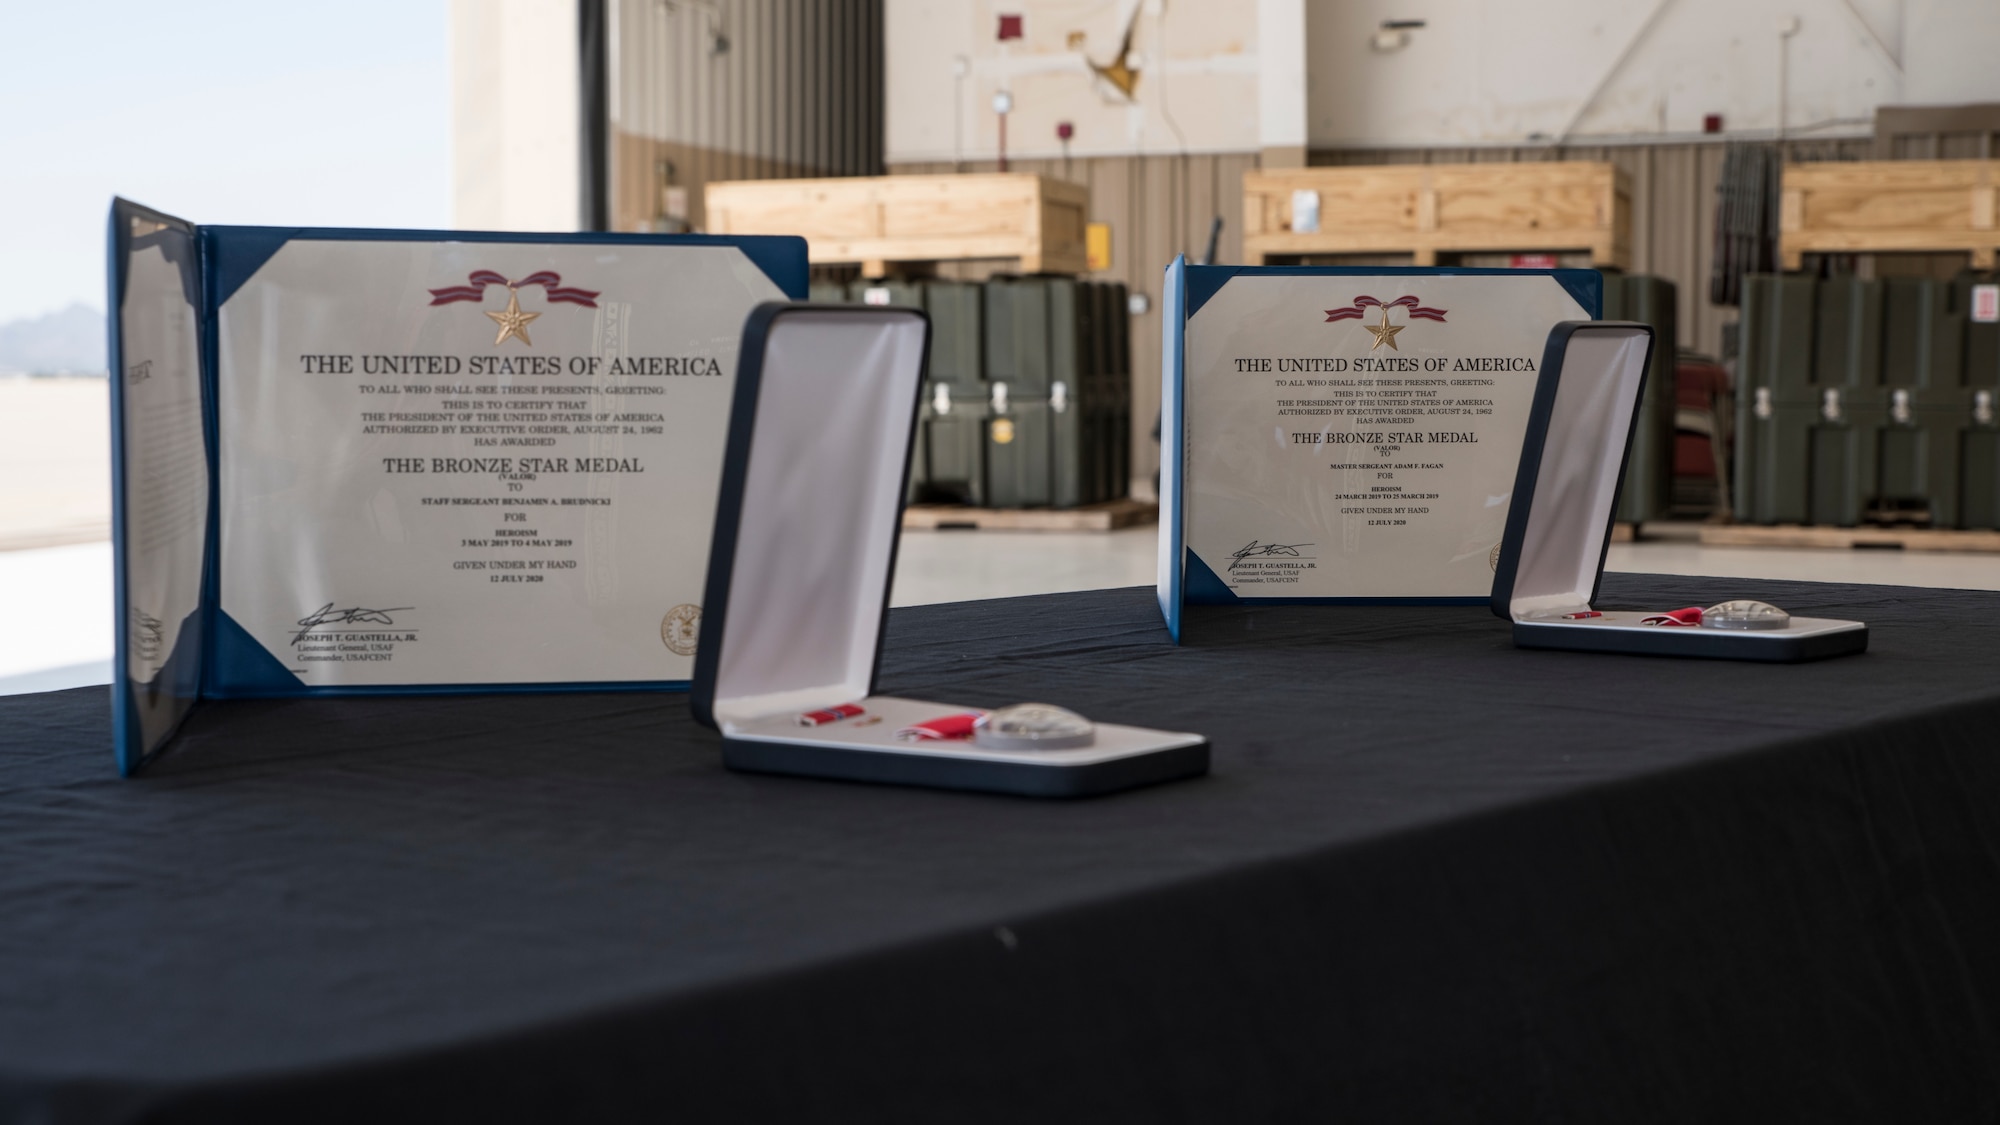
711,310,927,729
1515,612,1868,642
728,696,1205,764
1510,327,1650,621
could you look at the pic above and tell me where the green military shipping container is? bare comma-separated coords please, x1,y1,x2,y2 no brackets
1105,281,1132,501
970,276,1135,508
1964,429,2000,529
1051,376,1088,508
984,277,1052,394
1954,273,2000,528
922,280,984,389
908,381,932,505
1734,274,1820,524
922,381,988,507
1084,281,1116,503
1738,272,1987,529
914,281,985,505
1875,278,1964,525
986,390,1052,508
1602,275,1678,525
1046,279,1088,508
1804,278,1887,527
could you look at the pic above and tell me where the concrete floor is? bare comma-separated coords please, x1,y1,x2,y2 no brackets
10,526,1995,696
0,541,115,693
0,379,110,551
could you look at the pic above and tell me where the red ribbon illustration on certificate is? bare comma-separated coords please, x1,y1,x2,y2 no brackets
427,270,602,347
428,270,601,307
1324,295,1449,351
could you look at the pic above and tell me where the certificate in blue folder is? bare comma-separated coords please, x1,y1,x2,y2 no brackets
107,198,806,774
1157,258,1601,641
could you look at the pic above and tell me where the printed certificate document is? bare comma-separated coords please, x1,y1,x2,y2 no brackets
1175,268,1595,603
214,239,785,688
106,196,806,772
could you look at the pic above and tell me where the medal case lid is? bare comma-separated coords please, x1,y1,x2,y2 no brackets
1491,320,1866,661
692,304,929,729
1490,321,1655,623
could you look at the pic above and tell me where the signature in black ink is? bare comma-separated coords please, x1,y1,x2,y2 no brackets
1229,540,1314,571
131,609,165,661
292,603,413,645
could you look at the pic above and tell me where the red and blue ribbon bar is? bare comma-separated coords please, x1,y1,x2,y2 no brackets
798,703,866,727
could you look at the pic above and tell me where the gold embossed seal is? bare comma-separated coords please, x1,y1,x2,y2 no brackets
661,603,701,656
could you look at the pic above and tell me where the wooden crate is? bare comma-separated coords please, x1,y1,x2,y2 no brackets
1699,523,2000,554
705,173,1090,277
1241,163,1631,268
902,499,1156,532
1779,160,2000,269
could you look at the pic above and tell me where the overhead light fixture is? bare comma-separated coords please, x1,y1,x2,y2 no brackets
1371,18,1426,53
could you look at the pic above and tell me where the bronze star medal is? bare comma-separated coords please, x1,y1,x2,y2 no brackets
487,287,540,346
1364,305,1404,351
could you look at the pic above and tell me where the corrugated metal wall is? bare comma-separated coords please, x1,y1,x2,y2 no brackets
1878,132,2000,158
1873,105,2000,158
609,0,883,232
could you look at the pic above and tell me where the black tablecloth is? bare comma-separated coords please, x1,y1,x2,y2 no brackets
5,574,2000,1124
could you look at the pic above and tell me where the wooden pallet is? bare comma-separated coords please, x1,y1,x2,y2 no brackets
1241,162,1631,268
1699,523,2000,553
902,498,1156,532
705,173,1089,278
1779,160,2000,270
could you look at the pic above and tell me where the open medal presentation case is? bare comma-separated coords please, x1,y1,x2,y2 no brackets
690,304,1209,797
107,198,807,775
1491,321,1868,662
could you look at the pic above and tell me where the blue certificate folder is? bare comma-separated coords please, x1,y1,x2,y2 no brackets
1156,258,1601,641
106,198,806,775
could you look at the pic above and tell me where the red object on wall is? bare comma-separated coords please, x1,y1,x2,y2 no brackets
1703,113,1724,134
1509,253,1558,269
998,13,1023,40
1056,121,1074,141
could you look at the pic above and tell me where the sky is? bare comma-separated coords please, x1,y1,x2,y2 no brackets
0,0,451,325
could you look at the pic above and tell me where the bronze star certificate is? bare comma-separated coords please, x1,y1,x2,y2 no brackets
1182,273,1590,600
214,239,784,686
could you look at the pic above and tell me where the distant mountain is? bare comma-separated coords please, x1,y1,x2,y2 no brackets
0,303,106,375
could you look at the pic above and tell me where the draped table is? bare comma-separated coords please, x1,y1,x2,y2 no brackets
4,574,1999,1123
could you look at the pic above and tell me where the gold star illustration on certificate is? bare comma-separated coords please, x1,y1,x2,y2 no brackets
1365,305,1405,351
487,288,540,346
